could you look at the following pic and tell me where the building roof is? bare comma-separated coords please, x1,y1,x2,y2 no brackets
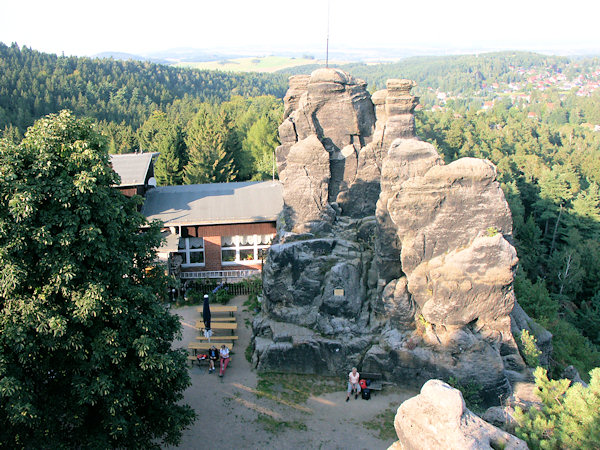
157,230,180,254
110,153,159,187
141,181,283,226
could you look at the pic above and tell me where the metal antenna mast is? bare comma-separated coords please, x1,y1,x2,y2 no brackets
326,0,330,68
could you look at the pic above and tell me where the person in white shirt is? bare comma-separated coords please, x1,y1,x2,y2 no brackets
346,367,361,402
219,345,230,377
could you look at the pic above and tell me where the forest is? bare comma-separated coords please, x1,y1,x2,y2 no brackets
0,42,286,183
1,43,599,379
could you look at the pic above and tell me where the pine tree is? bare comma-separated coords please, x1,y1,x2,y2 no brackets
183,107,237,184
514,367,600,449
138,111,186,185
242,116,279,180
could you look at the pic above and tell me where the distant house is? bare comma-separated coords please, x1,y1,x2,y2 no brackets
109,152,159,197
141,181,283,280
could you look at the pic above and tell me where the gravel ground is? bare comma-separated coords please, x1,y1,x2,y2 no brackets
168,295,416,450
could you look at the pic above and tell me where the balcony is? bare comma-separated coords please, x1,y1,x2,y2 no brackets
179,269,260,280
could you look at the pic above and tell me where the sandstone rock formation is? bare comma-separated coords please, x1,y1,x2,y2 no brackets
388,380,527,450
253,68,548,406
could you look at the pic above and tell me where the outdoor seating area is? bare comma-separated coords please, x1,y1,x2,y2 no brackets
188,304,239,371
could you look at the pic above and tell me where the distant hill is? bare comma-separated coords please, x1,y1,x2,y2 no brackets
175,56,324,73
93,51,147,61
0,42,287,134
92,51,169,65
145,48,244,63
279,51,570,93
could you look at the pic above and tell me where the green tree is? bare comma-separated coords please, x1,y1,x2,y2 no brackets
577,292,600,346
243,116,279,180
183,107,237,184
0,111,195,447
138,111,186,185
514,367,600,449
518,329,542,367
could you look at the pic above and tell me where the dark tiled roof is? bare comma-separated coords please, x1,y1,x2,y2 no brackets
141,181,283,226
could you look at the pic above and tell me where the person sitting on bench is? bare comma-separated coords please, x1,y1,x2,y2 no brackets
208,345,218,373
346,367,361,401
219,344,230,377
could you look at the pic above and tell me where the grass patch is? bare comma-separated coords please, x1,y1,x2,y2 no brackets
362,404,398,441
257,372,341,404
245,341,254,363
242,292,261,315
256,414,307,434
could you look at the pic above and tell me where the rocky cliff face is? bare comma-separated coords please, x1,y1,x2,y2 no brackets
252,68,547,405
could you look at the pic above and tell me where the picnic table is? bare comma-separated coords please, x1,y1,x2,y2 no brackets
196,335,239,341
195,321,237,334
196,305,238,316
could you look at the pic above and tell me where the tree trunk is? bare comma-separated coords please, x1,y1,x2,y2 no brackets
550,204,563,255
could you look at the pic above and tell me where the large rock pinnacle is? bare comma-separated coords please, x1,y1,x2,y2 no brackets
253,68,548,406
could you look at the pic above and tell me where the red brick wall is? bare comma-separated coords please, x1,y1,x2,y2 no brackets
181,222,275,272
117,186,140,197
203,235,222,271
184,222,276,238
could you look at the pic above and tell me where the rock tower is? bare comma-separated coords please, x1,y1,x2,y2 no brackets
252,69,550,405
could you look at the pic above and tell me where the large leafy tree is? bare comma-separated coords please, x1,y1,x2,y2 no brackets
0,111,195,447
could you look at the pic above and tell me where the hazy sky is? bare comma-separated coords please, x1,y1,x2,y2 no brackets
1,0,599,56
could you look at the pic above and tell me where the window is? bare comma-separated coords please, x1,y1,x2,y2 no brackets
221,234,273,265
177,237,205,267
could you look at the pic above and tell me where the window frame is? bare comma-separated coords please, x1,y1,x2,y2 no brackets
178,237,205,267
220,234,273,265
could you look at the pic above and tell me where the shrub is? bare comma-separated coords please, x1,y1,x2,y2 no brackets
448,376,484,413
214,287,233,304
519,329,542,367
486,226,499,237
514,367,600,449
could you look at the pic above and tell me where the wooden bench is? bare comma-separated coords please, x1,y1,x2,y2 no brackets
197,305,238,316
187,354,209,368
196,335,239,341
360,372,383,391
187,348,233,371
208,317,236,322
195,321,237,334
188,342,233,352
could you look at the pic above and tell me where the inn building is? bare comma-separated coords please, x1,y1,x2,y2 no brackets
112,153,283,281
141,181,282,280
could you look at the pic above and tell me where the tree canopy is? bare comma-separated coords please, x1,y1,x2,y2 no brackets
0,111,195,447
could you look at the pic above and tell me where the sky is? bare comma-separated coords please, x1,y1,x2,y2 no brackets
1,0,599,57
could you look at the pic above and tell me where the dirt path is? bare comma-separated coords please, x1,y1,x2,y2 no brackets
169,295,416,450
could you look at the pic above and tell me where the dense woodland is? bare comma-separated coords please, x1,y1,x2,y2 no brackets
0,43,286,183
1,44,599,379
417,108,600,375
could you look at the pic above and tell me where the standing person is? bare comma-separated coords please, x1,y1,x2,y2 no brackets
207,345,218,374
219,344,230,377
203,294,212,340
346,367,361,402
